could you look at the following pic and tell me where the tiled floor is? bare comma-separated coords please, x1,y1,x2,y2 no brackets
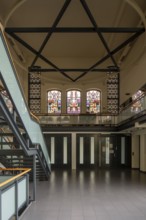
21,169,146,220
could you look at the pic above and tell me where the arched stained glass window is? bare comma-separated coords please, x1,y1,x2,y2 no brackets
67,90,81,114
47,90,61,113
86,90,101,113
131,90,143,113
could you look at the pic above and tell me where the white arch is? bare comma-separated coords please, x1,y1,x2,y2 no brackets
4,0,27,27
125,0,146,36
121,0,146,70
125,0,146,49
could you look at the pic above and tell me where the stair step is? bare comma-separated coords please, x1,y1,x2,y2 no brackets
0,149,25,155
0,133,14,136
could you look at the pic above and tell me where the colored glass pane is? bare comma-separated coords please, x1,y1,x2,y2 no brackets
48,90,61,113
67,90,81,114
86,90,101,113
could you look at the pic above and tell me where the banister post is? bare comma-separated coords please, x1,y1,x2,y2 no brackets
33,154,36,201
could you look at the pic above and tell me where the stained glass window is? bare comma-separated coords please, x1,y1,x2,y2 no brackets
67,90,81,114
131,90,143,113
48,90,61,113
86,90,101,113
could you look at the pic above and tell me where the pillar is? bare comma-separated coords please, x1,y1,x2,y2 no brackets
71,132,76,170
140,134,146,172
131,135,140,169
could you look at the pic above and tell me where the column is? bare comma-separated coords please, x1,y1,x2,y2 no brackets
131,135,140,169
72,132,76,170
140,134,146,172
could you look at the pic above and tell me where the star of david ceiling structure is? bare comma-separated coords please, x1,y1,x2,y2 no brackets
0,0,146,84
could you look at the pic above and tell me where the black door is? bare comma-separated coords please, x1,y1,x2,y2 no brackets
44,134,71,169
100,136,117,168
77,134,98,169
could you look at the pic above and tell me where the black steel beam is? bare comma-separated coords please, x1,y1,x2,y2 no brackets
8,32,74,81
74,29,144,81
41,125,117,132
0,133,14,136
30,0,71,68
0,149,25,155
5,27,144,33
0,94,30,155
29,68,119,73
80,0,118,68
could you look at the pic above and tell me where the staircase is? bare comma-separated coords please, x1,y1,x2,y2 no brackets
0,97,50,181
0,27,51,181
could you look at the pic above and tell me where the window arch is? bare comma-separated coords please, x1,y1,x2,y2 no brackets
67,90,81,114
86,90,101,113
47,90,61,113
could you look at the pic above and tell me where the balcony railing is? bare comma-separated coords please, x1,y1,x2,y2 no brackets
37,114,117,125
118,92,146,124
37,92,146,126
0,168,31,220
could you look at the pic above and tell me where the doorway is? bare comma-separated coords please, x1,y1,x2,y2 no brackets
44,134,71,169
76,134,131,169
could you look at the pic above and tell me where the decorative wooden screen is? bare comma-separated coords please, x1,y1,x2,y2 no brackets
107,72,119,114
28,72,41,114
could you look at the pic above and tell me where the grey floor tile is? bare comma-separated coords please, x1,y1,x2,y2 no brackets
20,170,146,220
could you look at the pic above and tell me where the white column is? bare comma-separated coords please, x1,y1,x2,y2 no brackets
51,137,55,164
90,137,95,164
79,137,84,164
105,137,110,164
72,132,76,170
121,137,125,164
63,137,67,164
140,134,146,172
132,135,139,169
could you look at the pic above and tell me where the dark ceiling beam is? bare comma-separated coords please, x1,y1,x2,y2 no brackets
30,0,71,68
5,27,144,33
29,68,119,72
8,32,74,81
80,0,118,68
74,29,144,82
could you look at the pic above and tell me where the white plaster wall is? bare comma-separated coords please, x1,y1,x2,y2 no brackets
120,33,146,104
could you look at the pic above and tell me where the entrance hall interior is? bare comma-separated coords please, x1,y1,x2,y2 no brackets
0,0,146,219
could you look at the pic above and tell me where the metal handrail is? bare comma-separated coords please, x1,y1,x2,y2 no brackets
30,112,40,123
119,92,146,113
0,168,31,188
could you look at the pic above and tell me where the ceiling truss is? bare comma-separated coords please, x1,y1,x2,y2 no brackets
5,0,145,82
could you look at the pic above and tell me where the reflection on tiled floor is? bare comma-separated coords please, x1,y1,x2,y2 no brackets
21,169,146,220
